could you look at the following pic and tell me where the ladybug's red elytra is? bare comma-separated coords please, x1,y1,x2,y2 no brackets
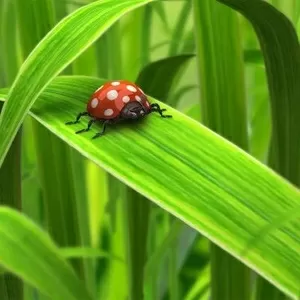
66,80,172,139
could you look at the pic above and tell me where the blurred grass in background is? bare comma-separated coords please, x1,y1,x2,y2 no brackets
0,0,300,299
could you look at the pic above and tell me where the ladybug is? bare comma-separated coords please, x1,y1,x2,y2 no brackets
66,80,172,139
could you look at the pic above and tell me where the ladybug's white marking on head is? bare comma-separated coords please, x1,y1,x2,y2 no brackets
91,98,99,108
107,90,118,100
126,85,137,92
135,95,142,102
111,81,120,86
122,96,130,103
96,85,103,92
104,109,114,116
145,101,150,108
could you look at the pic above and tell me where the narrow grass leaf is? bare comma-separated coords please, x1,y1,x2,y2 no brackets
184,265,210,300
218,0,300,297
0,206,92,300
136,54,194,103
219,0,300,194
121,7,146,81
135,55,195,299
0,104,22,300
15,0,56,59
0,0,153,168
2,76,300,297
140,5,153,66
0,1,23,298
124,189,150,300
1,0,19,85
16,0,94,293
123,54,194,300
193,1,250,299
145,219,197,300
168,1,192,56
152,2,171,35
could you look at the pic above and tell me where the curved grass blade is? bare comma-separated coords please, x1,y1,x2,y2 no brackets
192,1,250,299
0,206,92,300
2,75,300,297
127,54,195,300
0,0,153,168
218,0,300,191
136,54,194,103
218,0,300,297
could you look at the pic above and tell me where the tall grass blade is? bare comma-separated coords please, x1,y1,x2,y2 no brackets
0,105,22,300
141,5,153,66
152,2,170,35
15,0,93,295
137,54,194,299
123,55,194,300
0,0,23,298
145,219,197,300
0,207,92,300
136,54,194,103
184,265,210,300
168,1,192,56
192,1,250,299
122,7,147,81
218,0,300,297
124,189,150,300
1,0,19,85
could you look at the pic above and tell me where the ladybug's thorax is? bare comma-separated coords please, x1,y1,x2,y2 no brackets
121,101,148,120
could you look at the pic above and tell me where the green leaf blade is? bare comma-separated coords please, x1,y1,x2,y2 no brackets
192,0,250,298
218,0,300,297
0,206,92,300
219,0,300,185
0,0,153,168
2,75,300,297
136,54,194,102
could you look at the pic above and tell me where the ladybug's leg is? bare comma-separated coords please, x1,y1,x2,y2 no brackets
150,103,172,118
75,118,97,134
92,120,113,139
66,112,89,125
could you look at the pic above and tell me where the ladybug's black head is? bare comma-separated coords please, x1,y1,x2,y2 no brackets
121,101,147,120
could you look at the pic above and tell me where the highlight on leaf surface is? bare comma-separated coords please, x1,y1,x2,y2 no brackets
1,75,300,298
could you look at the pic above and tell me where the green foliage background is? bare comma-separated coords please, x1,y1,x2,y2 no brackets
0,0,300,300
